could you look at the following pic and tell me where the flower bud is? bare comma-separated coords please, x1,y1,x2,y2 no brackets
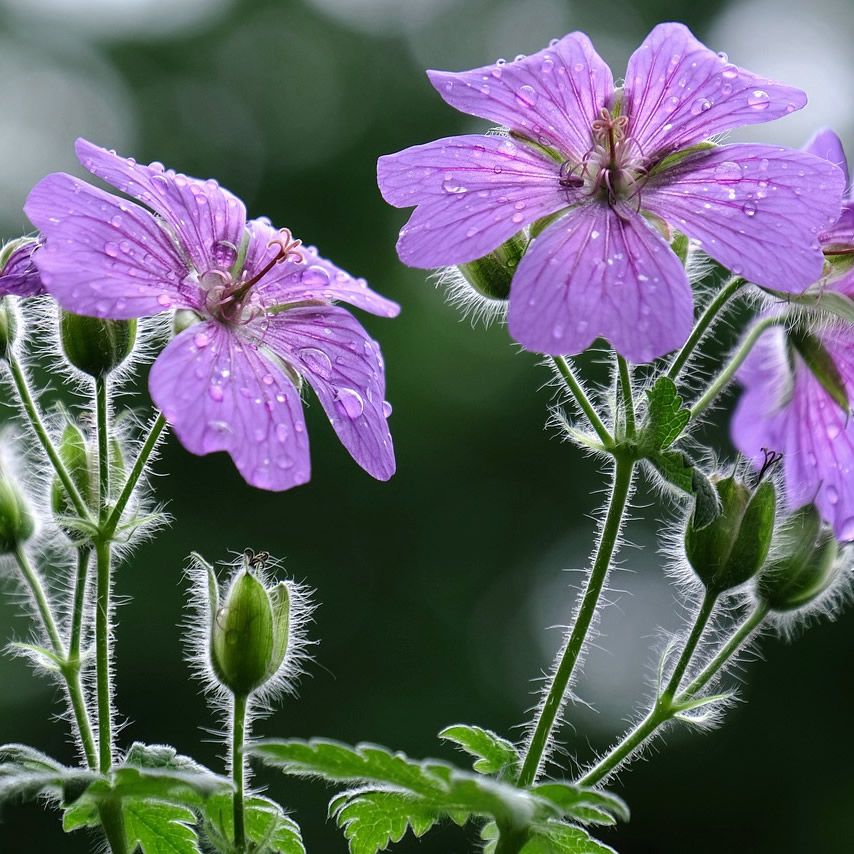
50,421,94,534
209,558,291,697
685,476,776,593
757,504,840,612
59,311,137,378
457,233,527,301
0,463,34,553
0,298,18,360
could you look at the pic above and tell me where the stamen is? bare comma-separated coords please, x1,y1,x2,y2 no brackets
230,228,304,299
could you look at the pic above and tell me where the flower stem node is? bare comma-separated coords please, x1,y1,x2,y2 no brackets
685,475,776,593
0,463,34,553
0,298,18,360
757,504,840,612
59,311,137,378
209,555,291,698
457,233,527,301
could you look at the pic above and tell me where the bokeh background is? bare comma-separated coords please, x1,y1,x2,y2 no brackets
1,0,853,851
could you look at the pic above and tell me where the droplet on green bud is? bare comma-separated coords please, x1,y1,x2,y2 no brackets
0,298,18,360
685,475,776,593
59,311,137,378
757,504,840,612
208,558,291,697
457,233,527,301
0,463,34,553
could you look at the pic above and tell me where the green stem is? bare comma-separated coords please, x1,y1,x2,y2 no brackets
98,799,129,854
232,693,249,851
667,277,745,381
103,412,167,537
5,355,91,520
13,545,97,769
579,595,764,788
690,315,782,419
95,377,110,514
551,356,613,449
616,355,635,439
68,547,90,663
517,454,634,787
495,825,529,854
94,537,113,773
661,590,718,701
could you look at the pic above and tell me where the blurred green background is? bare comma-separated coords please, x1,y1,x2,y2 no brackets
1,0,853,851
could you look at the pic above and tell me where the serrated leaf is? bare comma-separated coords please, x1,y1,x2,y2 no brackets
331,789,440,854
531,783,630,825
438,725,519,777
641,377,690,451
124,800,200,854
202,793,304,854
0,745,99,806
63,802,100,832
523,820,618,853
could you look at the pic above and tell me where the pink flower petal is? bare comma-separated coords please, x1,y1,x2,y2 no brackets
643,144,844,291
624,23,806,159
377,134,570,267
149,322,311,491
427,32,613,161
261,305,395,481
25,172,195,318
803,127,849,188
75,138,247,274
508,203,692,362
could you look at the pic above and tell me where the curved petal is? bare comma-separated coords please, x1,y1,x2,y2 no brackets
149,322,311,491
377,135,570,267
25,173,197,318
75,138,247,274
624,23,806,159
260,305,395,481
507,203,693,362
803,127,849,188
642,144,844,291
823,201,854,248
427,32,613,161
244,219,399,318
0,239,44,298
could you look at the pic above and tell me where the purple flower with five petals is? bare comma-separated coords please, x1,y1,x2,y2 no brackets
26,139,398,491
0,237,44,298
378,23,844,362
732,129,854,541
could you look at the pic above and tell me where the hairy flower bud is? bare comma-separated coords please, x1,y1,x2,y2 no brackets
208,555,291,697
757,504,840,612
59,311,137,378
457,233,527,301
50,421,94,535
0,463,34,553
685,475,776,593
0,298,17,360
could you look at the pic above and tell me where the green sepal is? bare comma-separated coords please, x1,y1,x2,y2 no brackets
59,311,137,378
0,297,18,359
649,141,717,177
646,450,721,530
509,131,565,165
265,581,291,681
458,232,528,301
788,328,849,414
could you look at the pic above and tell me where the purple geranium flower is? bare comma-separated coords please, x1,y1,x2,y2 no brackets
0,237,44,298
25,139,398,491
732,128,854,541
378,23,844,362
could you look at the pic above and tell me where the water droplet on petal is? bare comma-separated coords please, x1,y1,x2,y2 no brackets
382,400,393,418
742,201,758,217
299,347,332,379
337,388,364,418
300,265,330,287
442,176,467,194
515,84,538,107
157,293,173,307
747,89,770,110
690,97,712,115
714,161,743,182
209,384,224,402
194,331,210,349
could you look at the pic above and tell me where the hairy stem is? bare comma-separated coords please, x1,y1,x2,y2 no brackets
667,277,745,381
661,590,718,701
13,545,97,769
104,412,167,537
232,693,249,851
616,355,635,439
98,799,129,854
690,315,782,419
517,453,634,787
94,537,113,773
551,356,613,449
95,377,110,512
5,355,91,520
578,595,765,788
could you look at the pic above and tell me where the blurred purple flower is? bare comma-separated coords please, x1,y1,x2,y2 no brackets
378,23,844,362
26,139,398,492
732,129,854,541
0,237,44,298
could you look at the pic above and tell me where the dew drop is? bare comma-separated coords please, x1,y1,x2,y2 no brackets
209,384,224,402
721,64,739,80
827,485,839,505
747,89,770,110
382,400,393,418
194,331,210,349
714,161,742,183
157,293,172,307
442,176,467,194
690,97,712,115
337,388,364,418
299,347,332,379
515,85,538,107
742,201,758,217
300,265,330,287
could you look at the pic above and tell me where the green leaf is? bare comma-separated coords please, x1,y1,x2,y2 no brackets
63,802,100,833
330,790,441,854
531,783,629,826
124,800,201,854
202,793,304,853
640,377,690,452
648,450,720,530
0,744,98,806
522,820,618,853
438,725,519,777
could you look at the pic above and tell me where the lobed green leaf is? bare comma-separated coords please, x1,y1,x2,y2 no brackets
438,724,519,777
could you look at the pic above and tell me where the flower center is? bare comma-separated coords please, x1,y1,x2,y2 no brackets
559,108,647,206
202,228,304,325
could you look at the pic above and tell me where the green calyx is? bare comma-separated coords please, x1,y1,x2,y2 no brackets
0,298,18,360
0,463,34,553
457,232,528,301
59,311,137,378
685,476,776,593
208,562,291,698
757,504,840,612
